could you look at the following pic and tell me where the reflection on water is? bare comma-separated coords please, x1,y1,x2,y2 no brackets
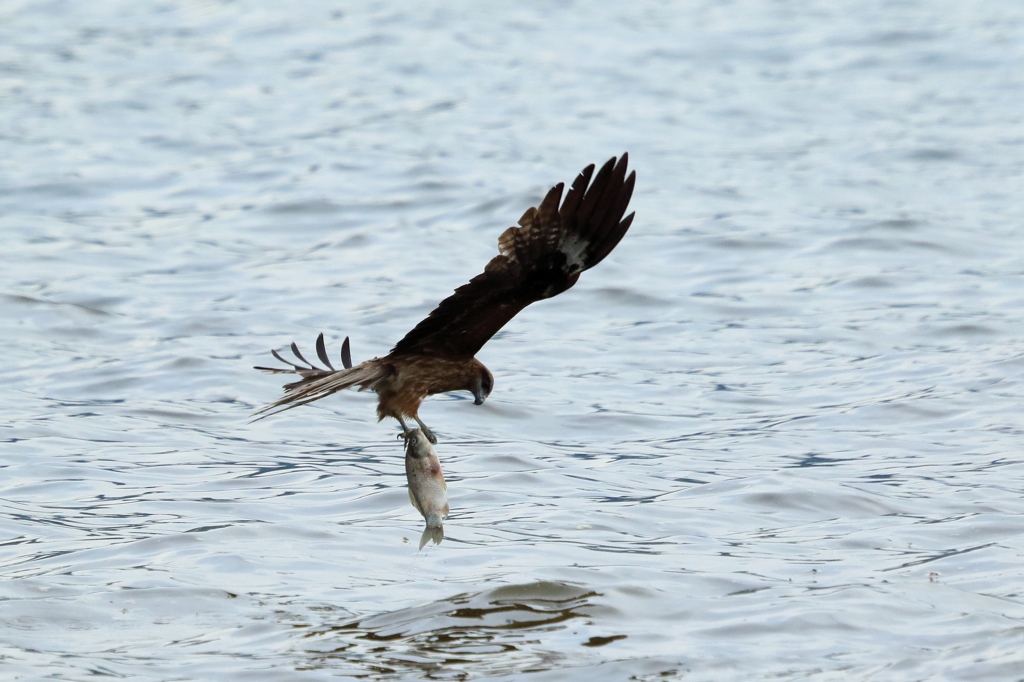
304,582,605,677
3,0,1024,679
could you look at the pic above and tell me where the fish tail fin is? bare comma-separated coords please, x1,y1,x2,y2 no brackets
418,521,444,550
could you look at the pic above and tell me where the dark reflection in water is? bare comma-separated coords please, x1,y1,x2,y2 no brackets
302,582,610,677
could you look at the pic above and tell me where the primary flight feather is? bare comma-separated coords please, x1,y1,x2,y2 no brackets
255,154,636,442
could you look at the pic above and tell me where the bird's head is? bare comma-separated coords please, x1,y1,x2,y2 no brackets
469,361,494,405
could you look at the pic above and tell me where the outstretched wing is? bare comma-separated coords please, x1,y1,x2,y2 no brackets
390,154,636,358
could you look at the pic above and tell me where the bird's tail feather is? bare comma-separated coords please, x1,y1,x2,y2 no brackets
253,334,385,420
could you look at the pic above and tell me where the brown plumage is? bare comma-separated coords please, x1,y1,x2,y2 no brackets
254,154,636,442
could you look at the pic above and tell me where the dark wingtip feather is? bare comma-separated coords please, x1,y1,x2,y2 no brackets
588,156,629,233
341,336,352,369
558,163,595,224
617,170,637,218
255,365,295,373
290,342,314,368
589,169,636,261
315,333,335,371
537,182,564,217
271,348,306,370
574,156,617,230
588,211,635,268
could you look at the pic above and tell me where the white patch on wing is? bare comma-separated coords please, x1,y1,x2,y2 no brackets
560,234,588,272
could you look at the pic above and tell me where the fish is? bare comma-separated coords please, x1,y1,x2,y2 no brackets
403,428,449,549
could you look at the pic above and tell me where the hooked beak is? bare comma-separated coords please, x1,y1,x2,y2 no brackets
473,389,486,406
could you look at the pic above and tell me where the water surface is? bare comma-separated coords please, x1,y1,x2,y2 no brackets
2,1,1024,679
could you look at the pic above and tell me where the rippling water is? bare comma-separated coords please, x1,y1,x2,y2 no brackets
3,1,1024,679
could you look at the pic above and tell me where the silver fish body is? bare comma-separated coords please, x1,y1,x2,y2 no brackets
404,428,449,548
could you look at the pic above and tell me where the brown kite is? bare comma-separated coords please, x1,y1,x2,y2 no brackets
255,154,636,442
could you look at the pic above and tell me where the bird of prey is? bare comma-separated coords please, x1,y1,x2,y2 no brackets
254,154,636,443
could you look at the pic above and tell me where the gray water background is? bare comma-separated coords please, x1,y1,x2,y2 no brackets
2,1,1024,679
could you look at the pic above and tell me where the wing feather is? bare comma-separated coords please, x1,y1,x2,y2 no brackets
315,333,336,370
575,156,616,229
389,154,636,359
558,163,595,224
